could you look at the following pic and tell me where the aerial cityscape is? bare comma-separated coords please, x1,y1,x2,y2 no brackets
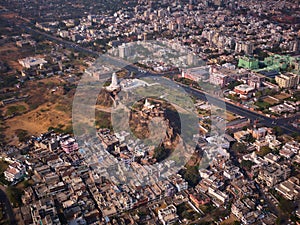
0,0,300,224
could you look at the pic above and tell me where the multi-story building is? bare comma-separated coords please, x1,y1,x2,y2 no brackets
207,187,228,207
275,73,299,88
60,137,79,154
238,56,259,70
257,163,291,187
30,198,61,225
118,43,132,58
275,177,300,200
209,66,230,88
189,193,210,208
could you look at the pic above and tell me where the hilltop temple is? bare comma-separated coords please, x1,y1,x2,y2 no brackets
106,73,121,92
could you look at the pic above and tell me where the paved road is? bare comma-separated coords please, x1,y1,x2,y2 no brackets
181,85,300,135
0,185,16,225
21,26,300,135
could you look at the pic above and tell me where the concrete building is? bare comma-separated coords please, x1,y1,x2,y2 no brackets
238,57,259,70
4,161,26,182
234,84,255,99
209,66,230,88
275,73,299,88
60,137,79,154
257,163,291,187
158,204,179,225
118,43,132,58
18,57,47,69
275,177,300,200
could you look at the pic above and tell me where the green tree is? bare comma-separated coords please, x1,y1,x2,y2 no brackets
154,146,170,162
240,160,254,171
182,166,200,187
6,186,23,207
273,126,283,136
15,129,29,143
231,142,247,154
228,81,242,90
244,134,255,143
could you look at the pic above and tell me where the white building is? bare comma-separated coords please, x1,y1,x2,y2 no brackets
106,73,121,92
158,204,179,225
118,43,132,58
18,57,47,69
4,161,26,182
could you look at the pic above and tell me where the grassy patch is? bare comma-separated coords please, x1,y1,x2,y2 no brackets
177,202,202,221
255,100,270,110
55,104,70,113
5,105,26,116
95,110,112,129
15,129,29,142
256,146,272,157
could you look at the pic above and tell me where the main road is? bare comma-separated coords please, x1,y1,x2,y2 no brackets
23,26,300,135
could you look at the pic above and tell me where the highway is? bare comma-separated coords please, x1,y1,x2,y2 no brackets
182,85,300,135
23,26,300,135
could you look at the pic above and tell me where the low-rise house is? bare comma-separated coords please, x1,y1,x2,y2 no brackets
263,153,280,164
234,130,251,142
4,161,26,182
269,102,296,114
207,187,228,207
254,139,269,151
223,165,243,180
265,134,281,150
30,198,61,225
279,141,300,159
189,192,210,209
158,204,179,225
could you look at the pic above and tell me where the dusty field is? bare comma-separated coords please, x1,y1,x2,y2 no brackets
221,214,239,225
0,42,31,71
263,96,280,105
274,92,291,100
2,77,73,145
226,111,238,122
4,102,72,145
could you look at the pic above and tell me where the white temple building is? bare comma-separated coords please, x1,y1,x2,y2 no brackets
143,98,155,110
106,73,121,92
